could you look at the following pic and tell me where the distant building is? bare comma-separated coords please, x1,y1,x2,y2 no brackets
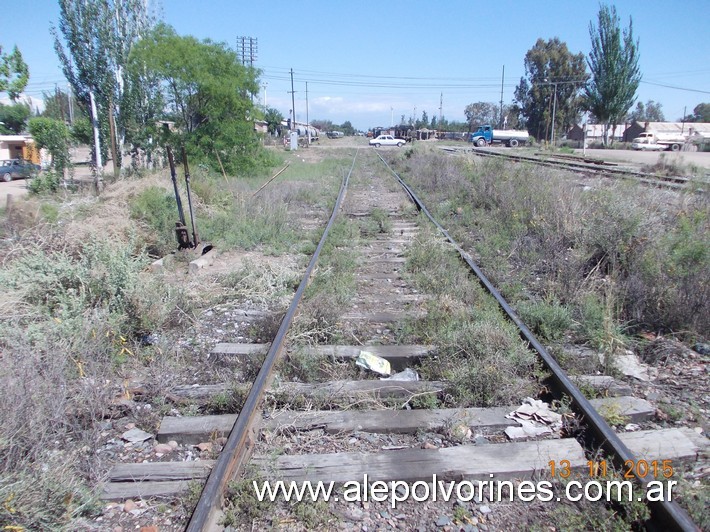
253,120,268,134
0,135,40,163
566,124,626,143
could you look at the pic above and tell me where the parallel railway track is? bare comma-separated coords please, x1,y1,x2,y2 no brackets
441,145,705,191
101,148,705,531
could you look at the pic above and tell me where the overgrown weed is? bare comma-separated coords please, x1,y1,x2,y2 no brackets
402,231,538,406
395,151,710,344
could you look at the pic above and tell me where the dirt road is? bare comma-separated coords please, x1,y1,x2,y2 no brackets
574,147,710,170
0,178,31,209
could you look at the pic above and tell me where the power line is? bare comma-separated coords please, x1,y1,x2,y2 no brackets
640,80,710,94
260,65,507,83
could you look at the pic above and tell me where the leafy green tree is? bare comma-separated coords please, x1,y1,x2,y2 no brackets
0,102,31,133
264,107,284,135
28,117,71,173
340,120,355,136
464,102,499,130
681,103,710,122
627,100,664,123
435,117,468,133
129,24,261,174
122,53,164,168
0,46,29,101
419,111,429,129
311,119,334,132
514,38,588,142
502,103,524,130
71,117,93,145
584,4,641,145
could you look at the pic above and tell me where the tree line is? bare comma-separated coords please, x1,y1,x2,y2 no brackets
464,5,707,145
2,0,269,189
1,1,709,184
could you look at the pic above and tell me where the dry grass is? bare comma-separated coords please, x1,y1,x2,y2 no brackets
0,149,348,529
394,148,709,344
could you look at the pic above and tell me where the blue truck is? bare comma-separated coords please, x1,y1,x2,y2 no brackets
469,125,530,147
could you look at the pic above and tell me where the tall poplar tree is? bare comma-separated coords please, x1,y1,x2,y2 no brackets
52,0,151,181
584,4,641,146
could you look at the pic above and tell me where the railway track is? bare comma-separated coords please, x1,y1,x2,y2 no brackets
101,148,706,531
440,145,704,191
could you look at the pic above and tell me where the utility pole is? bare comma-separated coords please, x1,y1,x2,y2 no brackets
288,69,298,150
235,36,258,66
289,68,296,131
550,81,558,146
436,92,444,138
305,81,310,146
681,106,687,134
499,65,505,128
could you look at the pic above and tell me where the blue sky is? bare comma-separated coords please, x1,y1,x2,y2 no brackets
3,0,709,131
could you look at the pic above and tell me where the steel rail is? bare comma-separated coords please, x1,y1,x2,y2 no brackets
375,151,699,532
461,147,691,189
186,150,359,531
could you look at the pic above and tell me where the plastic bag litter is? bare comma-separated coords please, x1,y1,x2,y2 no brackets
355,351,391,376
381,368,419,381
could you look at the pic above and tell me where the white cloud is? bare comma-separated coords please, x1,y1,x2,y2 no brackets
0,94,45,113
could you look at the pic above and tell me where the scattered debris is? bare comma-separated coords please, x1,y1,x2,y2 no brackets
356,350,391,376
694,343,710,356
505,398,563,440
611,352,658,382
381,368,419,381
448,422,472,441
121,428,153,444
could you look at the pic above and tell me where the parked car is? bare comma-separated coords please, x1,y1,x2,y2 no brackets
1,158,41,181
368,135,404,147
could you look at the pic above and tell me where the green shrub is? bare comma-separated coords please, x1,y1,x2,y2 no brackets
0,237,186,338
516,299,572,341
28,170,62,194
201,200,295,252
129,186,178,255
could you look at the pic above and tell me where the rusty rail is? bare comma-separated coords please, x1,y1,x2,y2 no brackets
376,151,698,532
186,150,359,531
453,146,694,190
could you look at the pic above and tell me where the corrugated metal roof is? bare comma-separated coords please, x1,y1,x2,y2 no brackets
642,121,710,135
0,135,32,141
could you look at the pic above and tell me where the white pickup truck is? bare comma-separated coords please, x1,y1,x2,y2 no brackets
631,132,685,152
